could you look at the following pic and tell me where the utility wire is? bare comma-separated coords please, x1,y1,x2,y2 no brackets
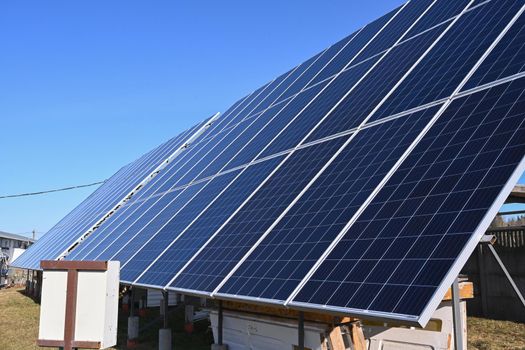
0,180,106,199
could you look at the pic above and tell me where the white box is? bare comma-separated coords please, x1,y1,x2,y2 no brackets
38,261,119,349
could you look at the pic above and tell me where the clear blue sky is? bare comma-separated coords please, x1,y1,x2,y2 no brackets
0,0,523,237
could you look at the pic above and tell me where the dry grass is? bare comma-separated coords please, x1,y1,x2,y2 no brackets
2,287,524,349
468,316,525,350
0,287,211,350
0,288,41,350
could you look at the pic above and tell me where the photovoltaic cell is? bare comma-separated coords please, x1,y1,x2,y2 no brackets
118,170,240,282
275,37,353,103
170,137,347,293
136,156,284,286
224,81,329,170
217,105,441,301
307,6,400,86
250,52,325,115
12,119,208,270
306,24,446,142
353,0,433,63
292,77,525,322
463,11,525,90
372,0,523,121
403,0,470,39
258,58,380,159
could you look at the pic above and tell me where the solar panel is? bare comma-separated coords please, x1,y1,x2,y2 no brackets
215,106,442,302
305,19,451,142
131,157,284,286
12,116,214,270
372,0,524,122
290,77,525,325
169,137,348,293
462,11,525,89
15,0,525,327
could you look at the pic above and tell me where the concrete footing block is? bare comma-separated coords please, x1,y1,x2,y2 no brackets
159,328,172,350
128,316,139,340
211,344,228,350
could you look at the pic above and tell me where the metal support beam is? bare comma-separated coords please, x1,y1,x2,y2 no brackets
218,300,224,346
497,209,525,216
298,311,305,350
487,244,525,309
162,291,169,328
451,278,464,350
130,289,135,316
476,245,489,316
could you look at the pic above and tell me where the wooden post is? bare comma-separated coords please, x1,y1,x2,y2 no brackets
328,325,346,350
351,322,367,350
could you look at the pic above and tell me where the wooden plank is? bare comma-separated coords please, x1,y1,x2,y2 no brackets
328,326,346,350
63,270,78,350
72,340,102,348
37,339,101,349
40,260,108,271
442,282,473,301
351,323,367,350
222,300,358,324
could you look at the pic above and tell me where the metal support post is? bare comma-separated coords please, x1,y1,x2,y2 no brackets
476,244,489,316
130,289,135,316
218,300,223,345
451,278,464,350
162,290,169,328
298,311,305,350
159,290,171,350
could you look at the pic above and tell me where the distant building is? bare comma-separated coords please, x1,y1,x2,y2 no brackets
0,231,35,264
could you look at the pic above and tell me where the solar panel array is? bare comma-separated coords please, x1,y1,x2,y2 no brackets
13,0,525,326
12,116,217,270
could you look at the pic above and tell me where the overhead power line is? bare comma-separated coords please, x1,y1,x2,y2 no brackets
0,181,106,199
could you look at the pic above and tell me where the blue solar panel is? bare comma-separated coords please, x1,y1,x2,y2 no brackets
16,0,525,327
307,6,399,87
217,105,441,301
305,23,447,142
275,37,354,103
115,171,241,281
132,157,283,286
250,52,326,116
12,119,209,270
258,58,380,158
169,137,347,293
463,11,525,90
291,77,525,324
353,0,433,63
372,0,523,122
224,81,329,170
403,0,470,39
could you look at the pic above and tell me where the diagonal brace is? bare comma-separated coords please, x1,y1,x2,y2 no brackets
486,243,525,309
